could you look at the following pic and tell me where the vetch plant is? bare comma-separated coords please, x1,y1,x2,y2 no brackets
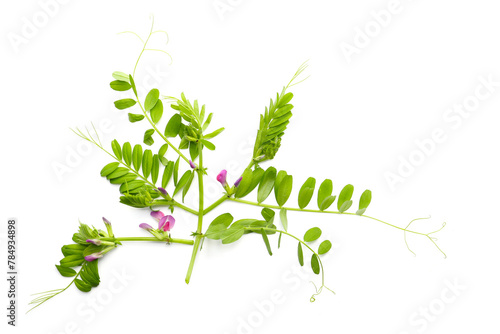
29,18,447,312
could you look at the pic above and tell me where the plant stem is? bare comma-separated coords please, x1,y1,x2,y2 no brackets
229,198,428,237
203,195,228,215
101,237,194,245
153,199,199,215
185,142,205,283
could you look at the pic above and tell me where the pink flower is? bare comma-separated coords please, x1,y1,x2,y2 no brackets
217,169,228,187
150,211,175,232
234,176,243,187
189,160,196,169
139,223,153,231
85,252,103,262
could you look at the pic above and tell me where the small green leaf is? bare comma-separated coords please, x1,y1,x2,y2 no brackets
202,113,213,131
221,225,245,244
132,144,142,171
60,255,84,268
205,213,233,240
110,80,131,91
319,196,336,211
111,140,122,160
234,168,254,198
122,142,132,166
100,162,119,177
200,139,215,150
276,175,293,207
261,229,273,256
203,127,224,140
75,279,92,292
311,254,320,275
337,184,354,213
318,240,332,255
119,180,145,194
159,144,168,157
112,71,130,83
55,265,77,277
274,170,288,203
106,167,129,180
142,149,153,178
317,179,333,209
298,177,316,209
173,157,180,185
189,142,199,161
109,173,136,184
150,99,164,124
173,171,191,196
304,227,322,242
129,75,137,96
182,171,195,202
297,242,304,266
165,114,182,137
128,113,144,123
114,99,136,110
144,129,155,146
151,154,160,184
356,190,372,215
277,92,293,108
257,167,277,203
144,88,160,111
61,244,86,257
162,161,174,188
261,208,275,223
279,208,288,232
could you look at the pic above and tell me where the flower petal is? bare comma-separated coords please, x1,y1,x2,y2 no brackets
234,176,243,187
158,216,168,231
216,169,228,186
139,223,153,230
150,210,165,221
84,252,103,262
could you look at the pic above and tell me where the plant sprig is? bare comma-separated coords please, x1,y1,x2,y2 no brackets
30,18,447,312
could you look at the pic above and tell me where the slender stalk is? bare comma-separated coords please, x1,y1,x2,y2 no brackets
185,142,205,283
101,237,194,245
229,198,428,237
153,199,199,215
203,195,228,215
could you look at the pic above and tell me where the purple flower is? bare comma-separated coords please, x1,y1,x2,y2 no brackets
150,211,175,231
139,223,153,231
157,187,168,196
217,169,228,186
159,215,175,232
189,160,196,169
86,239,102,246
234,176,243,187
102,217,111,226
84,252,103,262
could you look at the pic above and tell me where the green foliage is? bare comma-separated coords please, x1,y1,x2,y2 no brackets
338,184,354,213
298,177,316,209
257,167,276,203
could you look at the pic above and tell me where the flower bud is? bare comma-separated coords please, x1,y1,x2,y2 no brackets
189,160,196,169
86,239,102,246
84,252,103,262
234,176,243,187
216,170,228,187
139,223,153,231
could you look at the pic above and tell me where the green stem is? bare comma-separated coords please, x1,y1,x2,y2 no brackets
229,198,428,237
203,195,228,215
102,237,194,245
185,142,205,283
153,199,199,215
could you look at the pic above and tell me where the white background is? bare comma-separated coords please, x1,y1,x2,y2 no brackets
1,0,500,333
